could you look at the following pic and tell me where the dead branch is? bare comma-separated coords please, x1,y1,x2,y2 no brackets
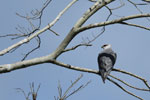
51,0,115,59
77,13,150,33
113,68,150,89
107,77,144,100
55,74,91,100
30,83,41,100
16,83,41,100
1,0,150,100
14,0,52,39
48,28,60,36
109,0,125,10
109,74,150,91
63,43,92,53
119,21,150,31
0,54,149,100
0,0,78,56
127,0,150,22
21,35,41,61
16,88,31,100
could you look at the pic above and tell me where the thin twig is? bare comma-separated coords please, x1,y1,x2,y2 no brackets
127,0,150,22
48,28,60,36
30,83,41,100
63,43,92,52
65,80,91,99
119,21,150,31
0,0,78,56
16,88,31,100
21,35,41,61
110,0,125,10
77,13,150,33
55,74,91,100
107,77,144,100
109,74,150,91
62,74,84,99
113,68,150,89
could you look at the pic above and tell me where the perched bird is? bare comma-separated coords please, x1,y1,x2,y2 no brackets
97,44,117,83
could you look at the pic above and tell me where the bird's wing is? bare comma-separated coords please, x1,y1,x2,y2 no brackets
98,56,113,72
98,55,113,83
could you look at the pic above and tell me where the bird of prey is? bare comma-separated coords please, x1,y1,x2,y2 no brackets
97,44,117,83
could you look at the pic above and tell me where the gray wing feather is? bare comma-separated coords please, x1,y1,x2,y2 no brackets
100,56,113,71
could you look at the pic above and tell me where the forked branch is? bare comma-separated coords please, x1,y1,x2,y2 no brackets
0,0,78,56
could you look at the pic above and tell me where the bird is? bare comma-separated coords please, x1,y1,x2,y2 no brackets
97,44,117,83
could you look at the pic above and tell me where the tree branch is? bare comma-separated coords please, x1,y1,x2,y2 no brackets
1,0,150,100
55,74,91,100
0,55,149,100
119,21,150,31
62,43,92,53
16,83,41,100
0,0,78,56
109,74,150,91
113,68,150,89
50,0,114,59
21,36,41,61
107,77,144,100
77,13,150,33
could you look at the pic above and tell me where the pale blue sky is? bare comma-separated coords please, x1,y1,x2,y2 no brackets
0,0,150,100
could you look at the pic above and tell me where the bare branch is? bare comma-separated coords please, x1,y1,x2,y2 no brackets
1,1,150,99
48,28,60,36
0,55,149,100
16,83,41,100
51,0,115,59
83,5,112,44
107,77,144,100
57,81,63,100
0,56,149,92
66,80,91,99
0,0,78,56
30,83,41,100
16,88,31,100
127,0,143,14
55,74,91,100
113,68,150,89
86,27,105,44
119,21,150,31
62,74,84,99
127,0,150,22
0,33,27,38
16,0,52,20
21,36,41,61
50,60,99,74
77,13,150,33
88,0,97,2
14,0,52,40
63,43,92,53
109,0,125,10
109,74,150,91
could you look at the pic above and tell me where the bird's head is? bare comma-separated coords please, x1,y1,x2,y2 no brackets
101,44,111,49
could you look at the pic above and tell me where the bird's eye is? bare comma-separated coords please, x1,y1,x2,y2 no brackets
102,44,107,48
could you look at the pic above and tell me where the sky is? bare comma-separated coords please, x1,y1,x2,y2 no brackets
0,0,150,100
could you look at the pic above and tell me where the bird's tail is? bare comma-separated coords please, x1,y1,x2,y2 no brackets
100,70,111,83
